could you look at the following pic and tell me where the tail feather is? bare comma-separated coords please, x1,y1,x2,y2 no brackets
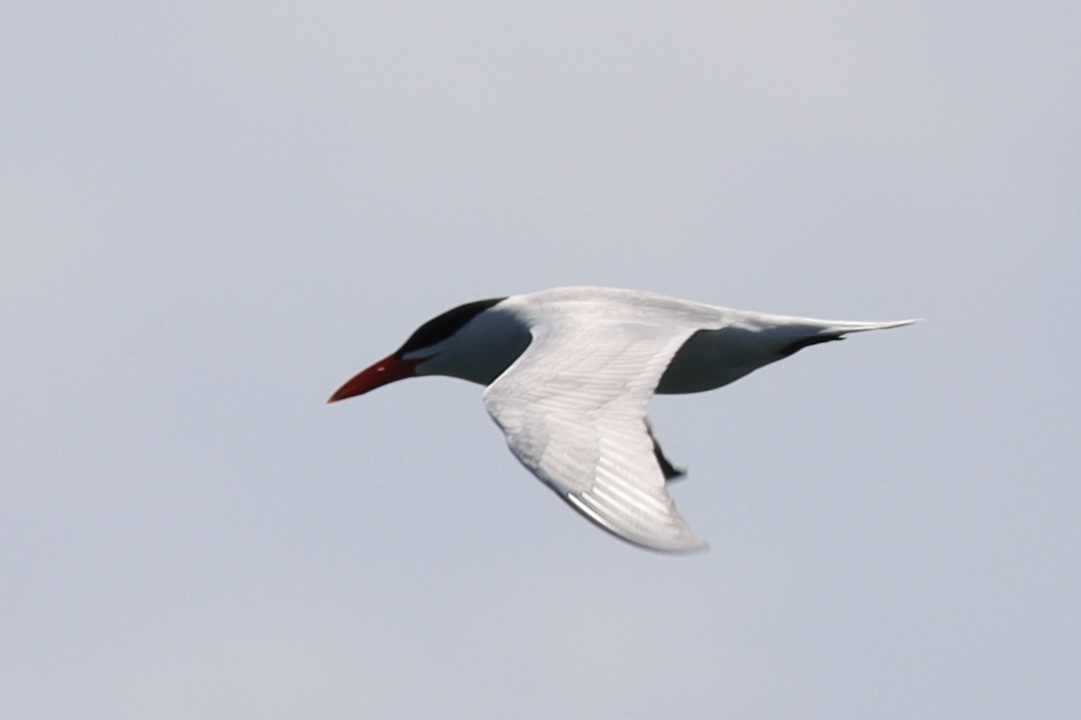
819,318,921,332
776,318,919,359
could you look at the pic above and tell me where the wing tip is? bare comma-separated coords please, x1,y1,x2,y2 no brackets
608,525,711,554
565,493,709,554
654,537,711,555
629,534,710,555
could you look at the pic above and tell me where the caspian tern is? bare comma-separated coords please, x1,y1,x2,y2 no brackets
329,286,915,553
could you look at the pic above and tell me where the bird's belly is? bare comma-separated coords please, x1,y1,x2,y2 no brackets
656,327,777,395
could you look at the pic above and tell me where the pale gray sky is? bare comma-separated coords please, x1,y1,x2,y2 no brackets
3,2,1079,718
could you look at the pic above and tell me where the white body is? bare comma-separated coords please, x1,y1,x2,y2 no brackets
406,287,915,552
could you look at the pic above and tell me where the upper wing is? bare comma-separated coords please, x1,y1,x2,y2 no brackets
482,320,707,553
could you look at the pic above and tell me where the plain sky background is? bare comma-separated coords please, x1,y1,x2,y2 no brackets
4,2,1079,718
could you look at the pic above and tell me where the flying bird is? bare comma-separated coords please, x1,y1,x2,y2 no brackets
328,286,915,553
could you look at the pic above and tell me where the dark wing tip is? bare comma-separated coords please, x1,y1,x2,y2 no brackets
646,421,687,482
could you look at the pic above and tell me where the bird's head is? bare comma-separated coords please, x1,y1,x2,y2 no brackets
328,296,529,402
